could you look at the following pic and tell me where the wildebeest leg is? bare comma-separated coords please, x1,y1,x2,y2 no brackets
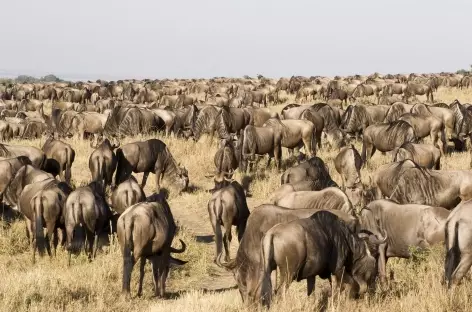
27,220,36,264
45,222,55,258
223,224,232,262
137,257,146,297
451,253,472,287
378,244,388,283
85,228,94,261
141,172,149,189
306,276,316,296
52,227,59,257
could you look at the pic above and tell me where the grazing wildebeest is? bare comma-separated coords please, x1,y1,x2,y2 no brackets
361,120,416,164
340,104,389,138
275,188,354,215
410,103,454,140
111,176,145,214
0,156,32,202
399,113,446,155
213,139,240,175
360,199,449,282
239,125,282,173
259,211,381,307
64,181,111,265
208,180,249,262
89,138,119,191
280,156,337,188
373,160,472,209
117,196,187,297
17,177,72,263
263,117,316,158
335,145,363,190
42,136,75,184
393,142,441,169
444,200,472,288
217,204,360,304
0,143,45,169
115,139,189,193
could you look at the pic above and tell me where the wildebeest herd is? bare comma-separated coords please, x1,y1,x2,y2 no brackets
1,71,472,308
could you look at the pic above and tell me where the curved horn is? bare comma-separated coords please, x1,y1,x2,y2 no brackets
170,239,186,253
369,234,388,245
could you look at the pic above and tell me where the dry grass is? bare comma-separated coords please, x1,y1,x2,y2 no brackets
1,88,472,312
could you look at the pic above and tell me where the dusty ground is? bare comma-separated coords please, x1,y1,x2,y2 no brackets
1,88,472,311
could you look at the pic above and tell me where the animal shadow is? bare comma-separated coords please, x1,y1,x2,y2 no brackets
195,235,214,243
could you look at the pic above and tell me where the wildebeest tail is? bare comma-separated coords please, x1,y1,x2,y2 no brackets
445,220,461,287
122,215,135,293
115,148,126,185
69,200,86,253
33,194,46,257
260,231,274,307
65,147,73,184
361,140,367,163
310,128,317,156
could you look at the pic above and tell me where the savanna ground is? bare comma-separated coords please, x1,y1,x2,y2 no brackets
2,87,472,312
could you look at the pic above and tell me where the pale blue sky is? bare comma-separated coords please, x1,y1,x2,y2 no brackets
0,0,471,80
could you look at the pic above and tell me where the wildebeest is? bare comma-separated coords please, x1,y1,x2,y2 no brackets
361,120,416,164
64,181,111,264
111,176,145,214
0,143,45,169
275,188,354,215
383,102,414,123
115,139,189,193
340,104,389,138
217,204,359,303
239,125,282,172
410,103,454,139
263,117,316,158
280,156,337,188
0,156,32,202
335,145,363,190
374,160,472,209
208,180,249,262
393,142,441,169
259,211,381,307
89,137,119,191
117,196,187,297
444,199,472,287
398,113,446,155
17,177,72,263
42,136,75,184
360,199,449,282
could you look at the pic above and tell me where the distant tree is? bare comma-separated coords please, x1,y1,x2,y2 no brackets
15,75,38,83
40,74,62,82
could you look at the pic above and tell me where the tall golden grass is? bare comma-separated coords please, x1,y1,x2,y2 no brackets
1,88,472,312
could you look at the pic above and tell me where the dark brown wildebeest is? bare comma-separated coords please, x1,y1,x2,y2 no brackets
373,160,472,209
361,199,449,282
111,176,145,214
208,180,249,262
42,136,75,184
259,211,381,307
217,204,360,304
64,181,111,265
0,143,45,169
393,142,441,169
89,138,119,191
280,156,338,188
117,196,187,298
213,139,240,175
361,120,416,164
239,125,283,173
275,188,354,215
444,200,472,287
115,139,189,194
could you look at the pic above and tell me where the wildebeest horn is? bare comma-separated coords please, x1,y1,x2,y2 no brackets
170,239,186,253
369,234,388,245
215,252,236,270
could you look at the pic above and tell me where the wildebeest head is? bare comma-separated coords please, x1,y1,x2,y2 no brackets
175,165,189,193
206,170,234,192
